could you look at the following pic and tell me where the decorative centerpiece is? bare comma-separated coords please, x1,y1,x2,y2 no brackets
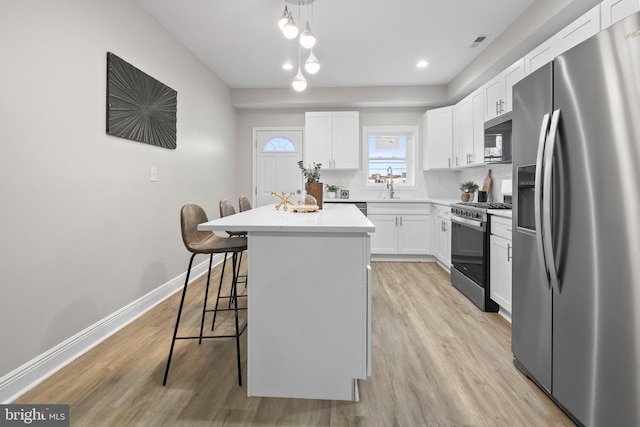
298,161,323,209
460,180,479,202
271,191,295,210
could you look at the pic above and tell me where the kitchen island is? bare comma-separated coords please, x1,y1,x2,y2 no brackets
198,203,374,401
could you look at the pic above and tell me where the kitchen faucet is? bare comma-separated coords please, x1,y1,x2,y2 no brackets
386,166,395,199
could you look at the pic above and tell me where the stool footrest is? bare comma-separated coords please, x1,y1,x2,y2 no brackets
175,324,247,341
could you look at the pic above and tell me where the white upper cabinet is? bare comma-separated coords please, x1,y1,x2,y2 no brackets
458,88,485,167
525,5,600,75
471,89,484,166
524,35,556,75
601,0,640,29
452,104,462,168
483,59,525,122
556,5,601,53
423,106,453,170
305,111,359,169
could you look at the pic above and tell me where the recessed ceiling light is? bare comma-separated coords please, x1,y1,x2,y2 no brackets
417,60,429,68
282,62,294,70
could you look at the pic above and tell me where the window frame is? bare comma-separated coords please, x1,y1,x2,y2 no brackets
362,125,418,189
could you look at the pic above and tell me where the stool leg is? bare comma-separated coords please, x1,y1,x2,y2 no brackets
232,251,243,386
163,253,196,386
198,254,214,344
229,249,245,308
211,253,228,331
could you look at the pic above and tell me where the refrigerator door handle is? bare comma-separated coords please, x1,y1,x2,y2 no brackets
542,109,562,294
534,113,551,288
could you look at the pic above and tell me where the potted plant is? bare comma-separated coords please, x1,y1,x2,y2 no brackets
325,184,339,198
298,161,323,208
460,180,479,202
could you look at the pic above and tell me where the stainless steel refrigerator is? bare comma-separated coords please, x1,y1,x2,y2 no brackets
512,12,640,427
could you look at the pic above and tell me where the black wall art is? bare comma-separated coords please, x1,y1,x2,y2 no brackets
106,52,177,149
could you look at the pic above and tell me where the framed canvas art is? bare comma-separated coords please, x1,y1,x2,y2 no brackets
106,52,177,149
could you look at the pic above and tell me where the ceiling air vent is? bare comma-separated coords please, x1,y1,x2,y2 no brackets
469,35,489,48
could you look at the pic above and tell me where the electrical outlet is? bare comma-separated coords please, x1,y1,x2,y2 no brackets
150,167,157,182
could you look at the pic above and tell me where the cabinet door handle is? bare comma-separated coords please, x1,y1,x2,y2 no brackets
395,216,398,226
500,100,505,114
400,216,403,226
507,243,512,261
448,157,451,168
496,101,500,115
456,156,460,166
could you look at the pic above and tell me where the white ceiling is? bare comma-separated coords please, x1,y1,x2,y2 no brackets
136,0,535,90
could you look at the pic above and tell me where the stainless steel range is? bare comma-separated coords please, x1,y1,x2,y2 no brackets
450,202,511,311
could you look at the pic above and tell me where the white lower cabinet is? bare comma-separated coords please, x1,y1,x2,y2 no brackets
368,203,431,255
490,215,512,319
432,205,451,269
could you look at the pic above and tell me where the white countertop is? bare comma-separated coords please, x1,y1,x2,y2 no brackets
198,203,375,233
325,198,459,205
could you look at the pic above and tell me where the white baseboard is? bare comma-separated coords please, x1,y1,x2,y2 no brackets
370,254,435,262
0,254,225,403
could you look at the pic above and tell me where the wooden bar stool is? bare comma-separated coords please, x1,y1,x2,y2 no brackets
162,204,247,387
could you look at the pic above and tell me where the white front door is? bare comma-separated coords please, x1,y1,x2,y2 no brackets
255,129,303,207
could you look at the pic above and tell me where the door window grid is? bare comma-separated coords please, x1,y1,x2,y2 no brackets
263,137,296,152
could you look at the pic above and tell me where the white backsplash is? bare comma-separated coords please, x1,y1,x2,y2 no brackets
319,163,513,202
459,163,513,203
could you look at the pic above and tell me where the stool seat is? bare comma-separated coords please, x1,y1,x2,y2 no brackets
187,234,246,254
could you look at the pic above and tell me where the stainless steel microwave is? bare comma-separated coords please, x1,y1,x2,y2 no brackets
484,113,512,163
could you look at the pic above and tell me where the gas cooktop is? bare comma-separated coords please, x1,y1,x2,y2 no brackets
454,202,512,210
451,202,512,221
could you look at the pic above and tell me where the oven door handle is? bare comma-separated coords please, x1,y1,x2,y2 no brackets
451,216,485,232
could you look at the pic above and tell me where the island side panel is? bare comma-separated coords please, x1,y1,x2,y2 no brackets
247,231,370,401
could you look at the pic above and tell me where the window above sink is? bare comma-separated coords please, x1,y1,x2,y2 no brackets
363,125,418,189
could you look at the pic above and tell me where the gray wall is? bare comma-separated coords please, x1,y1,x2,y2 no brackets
0,0,237,378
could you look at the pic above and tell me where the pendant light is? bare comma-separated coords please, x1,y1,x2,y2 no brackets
300,21,316,49
292,42,307,91
292,68,307,91
281,10,298,39
280,0,319,91
278,5,290,30
305,50,320,74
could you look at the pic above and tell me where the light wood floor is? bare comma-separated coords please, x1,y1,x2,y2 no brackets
15,261,573,426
